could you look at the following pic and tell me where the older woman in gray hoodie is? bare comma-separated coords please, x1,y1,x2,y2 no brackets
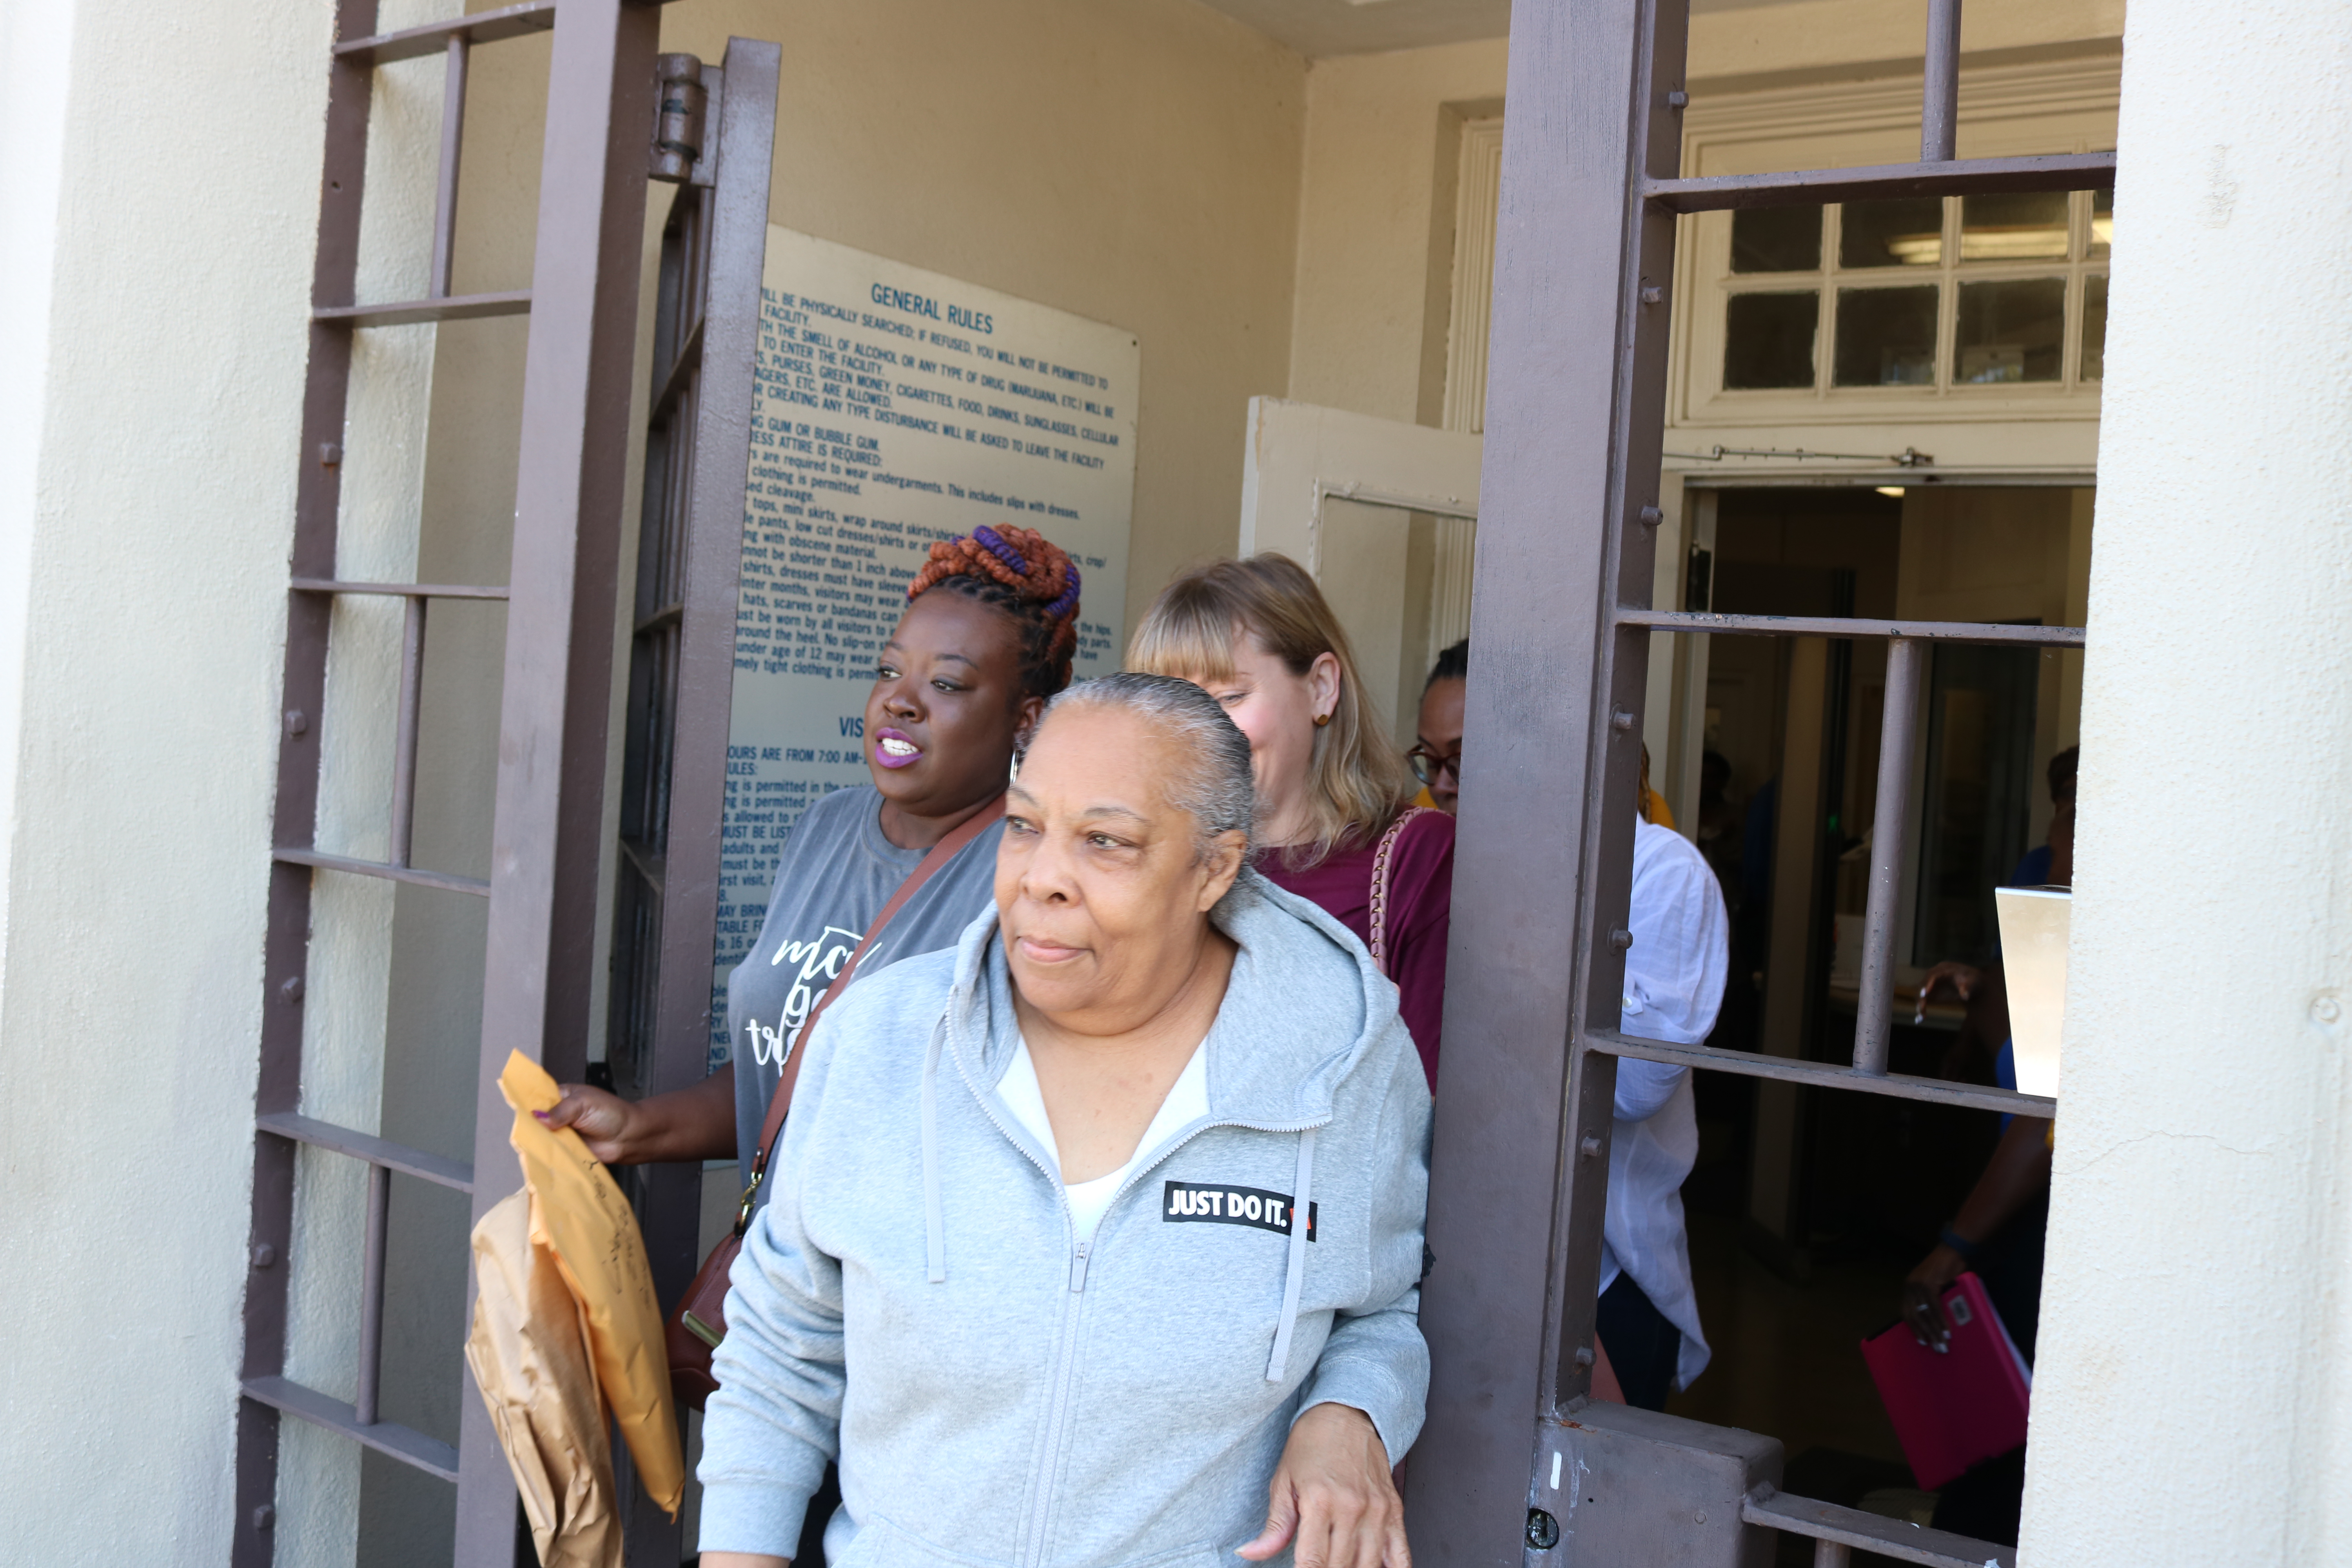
699,673,1432,1568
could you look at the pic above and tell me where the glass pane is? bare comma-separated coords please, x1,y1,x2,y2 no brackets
1955,277,2065,383
1960,191,2070,262
1912,643,2042,966
2089,187,2112,260
1731,207,1822,273
2081,273,2108,381
1833,286,1938,386
1839,198,1943,268
1723,292,1819,389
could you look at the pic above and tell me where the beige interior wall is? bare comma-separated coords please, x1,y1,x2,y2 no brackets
1687,0,2125,91
657,0,1307,611
1286,38,1507,426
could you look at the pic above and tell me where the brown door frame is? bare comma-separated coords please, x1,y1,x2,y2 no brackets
605,37,782,1567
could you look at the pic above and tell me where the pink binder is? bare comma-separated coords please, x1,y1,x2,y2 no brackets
1860,1271,2032,1490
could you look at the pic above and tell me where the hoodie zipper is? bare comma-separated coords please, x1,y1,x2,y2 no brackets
998,1111,1328,1568
954,1060,1093,1568
945,998,1332,1568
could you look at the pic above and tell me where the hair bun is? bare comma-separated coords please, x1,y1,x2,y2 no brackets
905,524,1084,698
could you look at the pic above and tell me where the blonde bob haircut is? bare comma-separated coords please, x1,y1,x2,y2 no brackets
1126,553,1414,866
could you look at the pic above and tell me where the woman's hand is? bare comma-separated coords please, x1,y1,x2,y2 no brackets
697,1555,786,1568
1918,961,1984,1005
1901,1244,1968,1352
533,1065,738,1166
535,1082,643,1164
1239,1402,1408,1568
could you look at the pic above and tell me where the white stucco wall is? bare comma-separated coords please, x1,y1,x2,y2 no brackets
0,0,76,958
2022,2,2352,1562
0,0,329,1561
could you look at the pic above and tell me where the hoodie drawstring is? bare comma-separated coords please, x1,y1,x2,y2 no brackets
1264,1126,1318,1382
922,1016,947,1283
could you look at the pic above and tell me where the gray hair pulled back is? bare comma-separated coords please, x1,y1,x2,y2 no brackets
1039,671,1255,862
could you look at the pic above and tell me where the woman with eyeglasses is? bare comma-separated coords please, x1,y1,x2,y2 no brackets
1408,639,1468,815
1129,555,1454,1090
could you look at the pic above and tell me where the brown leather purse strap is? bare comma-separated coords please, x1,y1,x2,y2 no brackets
744,793,1006,1191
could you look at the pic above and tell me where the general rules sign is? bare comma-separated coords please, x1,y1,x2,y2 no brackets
708,227,1141,1067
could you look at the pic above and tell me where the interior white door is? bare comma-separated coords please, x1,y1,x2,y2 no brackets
1237,397,1483,744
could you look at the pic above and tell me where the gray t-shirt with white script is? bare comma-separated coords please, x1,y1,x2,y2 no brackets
726,784,1004,1199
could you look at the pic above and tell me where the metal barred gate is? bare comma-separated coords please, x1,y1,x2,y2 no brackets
1405,0,2098,1563
234,4,776,1563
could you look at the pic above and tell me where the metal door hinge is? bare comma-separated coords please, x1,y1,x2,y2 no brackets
650,54,708,183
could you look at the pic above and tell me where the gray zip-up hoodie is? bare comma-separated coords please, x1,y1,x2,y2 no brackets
698,871,1433,1568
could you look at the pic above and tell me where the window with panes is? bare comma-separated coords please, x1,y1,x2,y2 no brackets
1720,186,2111,394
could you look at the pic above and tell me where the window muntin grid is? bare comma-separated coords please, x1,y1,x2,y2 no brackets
1719,190,2110,395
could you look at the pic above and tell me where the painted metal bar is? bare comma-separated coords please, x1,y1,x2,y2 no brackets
1404,0,1688,1557
653,314,706,418
641,30,775,1174
616,836,666,899
353,1163,392,1425
1854,638,1927,1076
389,595,426,867
272,846,489,897
312,289,530,328
1586,1030,2054,1118
1619,607,2082,648
1815,1538,1852,1568
1746,1490,2016,1568
290,576,509,600
240,1376,460,1481
1644,150,2113,211
617,45,780,1563
455,2,663,1559
255,1111,475,1191
1316,479,1479,522
236,5,378,1560
1922,0,1963,162
428,36,470,298
334,0,556,66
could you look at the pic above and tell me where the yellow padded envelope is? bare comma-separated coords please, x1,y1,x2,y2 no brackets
467,1188,622,1567
488,1050,684,1517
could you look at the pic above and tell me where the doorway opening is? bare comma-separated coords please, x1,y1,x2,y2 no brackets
1661,481,2091,1553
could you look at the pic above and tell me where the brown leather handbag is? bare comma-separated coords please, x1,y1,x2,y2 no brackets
665,796,1005,1408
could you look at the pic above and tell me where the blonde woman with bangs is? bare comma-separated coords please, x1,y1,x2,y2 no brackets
1129,554,1454,1089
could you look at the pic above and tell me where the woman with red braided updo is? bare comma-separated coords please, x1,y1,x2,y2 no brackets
543,523,1082,1189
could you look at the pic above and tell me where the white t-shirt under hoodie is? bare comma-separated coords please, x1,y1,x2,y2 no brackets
997,1038,1210,1239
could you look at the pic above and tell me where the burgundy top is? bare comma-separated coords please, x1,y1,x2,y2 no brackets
1256,808,1455,1091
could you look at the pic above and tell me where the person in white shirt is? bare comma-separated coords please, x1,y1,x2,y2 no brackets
1595,813,1730,1410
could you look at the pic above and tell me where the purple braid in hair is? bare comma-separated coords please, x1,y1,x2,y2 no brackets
970,526,1031,579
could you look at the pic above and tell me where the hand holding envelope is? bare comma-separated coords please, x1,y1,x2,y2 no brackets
466,1051,683,1567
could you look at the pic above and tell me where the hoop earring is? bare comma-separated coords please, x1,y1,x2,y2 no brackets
1313,712,1332,728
